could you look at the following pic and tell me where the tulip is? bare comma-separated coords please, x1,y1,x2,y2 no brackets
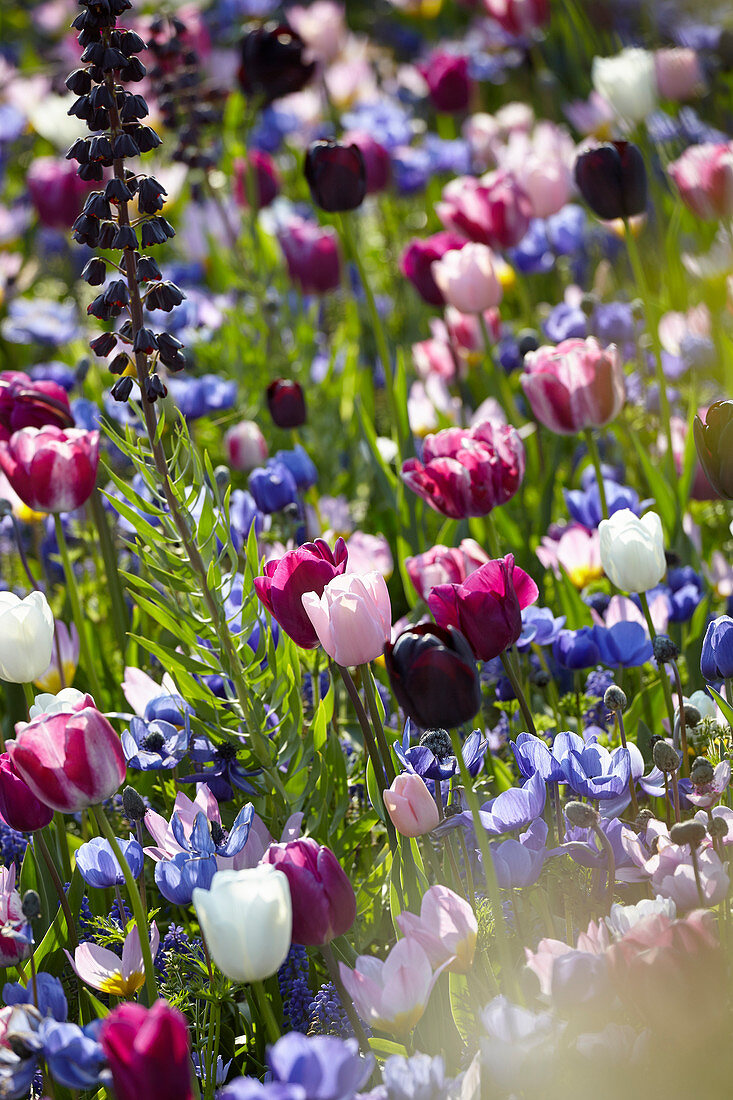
192,865,292,982
700,616,733,681
238,21,316,105
383,773,440,837
400,232,467,307
266,378,306,429
574,141,647,222
693,400,733,497
287,1,346,64
401,419,525,519
0,370,73,441
0,752,54,832
278,218,341,295
304,141,366,214
520,337,625,435
592,47,657,123
385,623,481,729
301,572,391,666
100,1000,193,1100
437,172,533,251
225,420,268,472
483,0,550,36
598,509,666,593
419,52,471,114
406,539,488,602
397,885,477,972
431,244,503,315
0,426,100,513
669,144,733,221
428,554,539,662
342,131,391,194
0,591,55,684
29,686,87,720
262,838,356,945
26,157,95,230
654,48,705,101
254,538,349,649
0,865,30,967
68,923,160,997
7,693,126,813
338,937,438,1034
233,151,280,210
34,621,79,694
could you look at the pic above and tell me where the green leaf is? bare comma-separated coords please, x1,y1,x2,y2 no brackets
708,685,733,731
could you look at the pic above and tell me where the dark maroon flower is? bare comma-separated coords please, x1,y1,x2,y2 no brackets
694,400,733,498
266,378,306,429
304,141,366,213
262,838,356,945
574,141,647,221
238,22,316,105
385,622,481,730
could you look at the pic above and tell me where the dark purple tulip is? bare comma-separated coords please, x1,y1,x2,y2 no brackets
384,623,481,730
574,141,647,221
261,838,356,945
304,141,366,213
266,378,306,429
693,400,733,498
238,23,316,106
0,753,54,832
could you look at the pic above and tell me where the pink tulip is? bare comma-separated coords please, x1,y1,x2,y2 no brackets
67,923,160,997
406,539,489,601
412,337,459,383
254,538,348,649
344,531,393,578
301,571,391,666
668,142,733,220
536,525,603,588
7,694,126,812
521,156,572,219
225,420,268,472
431,243,503,314
233,151,280,210
278,217,341,295
0,752,54,832
262,838,356,945
483,0,550,36
397,885,477,972
0,426,100,513
400,232,468,307
383,773,440,837
288,1,346,64
0,370,73,441
437,171,533,250
445,306,501,356
338,937,439,1034
521,337,625,435
419,52,472,114
401,419,525,519
0,865,30,967
654,48,704,101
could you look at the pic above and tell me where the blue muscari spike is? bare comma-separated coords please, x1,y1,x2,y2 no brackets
278,945,311,1034
307,981,354,1038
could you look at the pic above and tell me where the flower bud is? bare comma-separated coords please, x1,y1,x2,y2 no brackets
669,820,706,848
574,141,647,221
22,890,41,921
683,704,702,729
604,685,627,712
238,22,316,106
710,817,729,840
653,635,679,663
122,785,146,821
690,759,715,787
635,808,654,828
693,401,733,499
304,141,366,214
266,379,306,429
564,800,599,829
653,740,680,773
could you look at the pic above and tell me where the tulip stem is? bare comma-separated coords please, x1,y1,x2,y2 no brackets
337,666,397,849
53,515,103,703
251,980,281,1046
92,804,157,1006
35,830,77,949
583,429,609,520
22,681,35,715
638,591,676,731
669,659,689,777
499,651,537,738
479,313,521,425
360,665,396,784
320,942,372,1057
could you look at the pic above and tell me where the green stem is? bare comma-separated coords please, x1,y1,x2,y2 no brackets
583,429,609,520
92,804,156,1006
53,515,103,702
479,313,522,425
203,998,221,1099
22,681,35,715
88,488,128,657
360,665,396,784
638,591,676,730
499,651,537,737
337,665,397,849
251,979,281,1045
35,831,77,949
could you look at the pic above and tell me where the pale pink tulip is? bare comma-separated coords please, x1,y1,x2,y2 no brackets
397,885,477,972
432,243,503,315
383,773,440,837
301,572,391,666
338,937,439,1034
67,923,160,997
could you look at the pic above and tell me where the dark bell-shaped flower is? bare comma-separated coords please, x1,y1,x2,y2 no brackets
693,400,733,498
266,378,306,429
385,622,481,730
304,141,367,213
239,22,316,106
574,141,647,221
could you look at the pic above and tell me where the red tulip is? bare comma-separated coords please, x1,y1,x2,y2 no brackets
437,171,533,250
100,1000,193,1100
0,753,54,832
254,538,348,648
400,232,467,307
428,553,538,661
7,694,126,813
262,838,356,945
521,337,625,435
266,378,306,429
0,371,74,442
0,426,99,513
401,419,525,519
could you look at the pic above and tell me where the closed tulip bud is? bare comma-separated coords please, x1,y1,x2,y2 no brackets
266,379,306,429
592,48,657,123
419,52,471,114
521,337,625,435
342,131,391,194
484,0,549,35
8,694,126,813
0,427,100,513
693,401,733,498
668,144,733,221
233,151,280,210
304,141,366,213
192,865,292,982
574,142,647,221
598,509,666,593
225,420,268,472
27,157,95,229
0,591,55,684
383,773,440,837
301,572,391,666
654,48,705,101
238,22,316,106
437,172,532,250
100,1000,193,1100
385,623,481,729
0,753,54,832
400,232,468,307
431,244,503,315
278,218,341,296
254,538,348,649
262,838,356,945
0,371,73,440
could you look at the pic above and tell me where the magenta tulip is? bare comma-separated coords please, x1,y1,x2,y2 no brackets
401,419,525,519
483,0,549,36
520,336,625,435
254,538,348,649
261,838,356,945
419,52,471,114
342,130,391,194
428,553,539,661
0,371,74,442
383,773,440,838
0,752,54,832
400,232,467,307
437,171,533,250
27,156,96,229
233,150,280,209
668,142,733,221
278,217,341,295
0,426,100,513
7,694,126,813
100,1000,193,1100
406,539,489,602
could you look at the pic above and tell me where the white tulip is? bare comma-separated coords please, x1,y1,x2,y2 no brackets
0,591,54,684
592,48,657,123
29,688,88,721
192,865,292,983
598,509,666,593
